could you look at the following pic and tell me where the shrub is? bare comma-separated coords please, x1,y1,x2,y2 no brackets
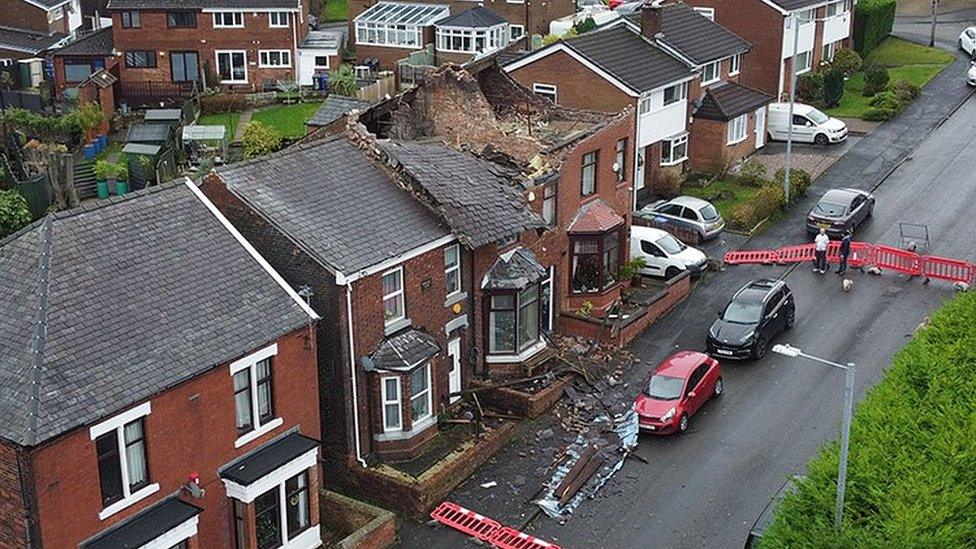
650,169,682,199
761,290,976,547
242,121,282,159
862,106,897,121
94,159,126,181
773,168,812,202
830,48,863,77
200,93,246,115
574,16,597,34
853,0,896,57
795,72,825,108
890,79,921,104
730,185,784,229
328,64,358,97
0,189,31,237
863,65,890,97
823,67,846,108
733,158,769,188
868,90,901,111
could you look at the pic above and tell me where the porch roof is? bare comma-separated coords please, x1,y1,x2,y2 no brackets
0,27,66,55
482,248,546,291
369,329,441,371
694,81,774,121
354,2,450,26
53,27,114,57
220,432,320,485
567,199,625,234
81,496,201,549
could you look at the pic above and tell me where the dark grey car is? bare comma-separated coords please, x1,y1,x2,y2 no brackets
805,188,875,237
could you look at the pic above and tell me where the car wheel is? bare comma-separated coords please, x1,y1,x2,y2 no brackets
814,133,829,146
753,336,768,359
713,377,724,398
678,413,690,433
665,266,681,280
866,204,873,218
960,38,964,50
785,307,796,330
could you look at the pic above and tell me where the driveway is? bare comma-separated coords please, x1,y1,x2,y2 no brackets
754,136,863,180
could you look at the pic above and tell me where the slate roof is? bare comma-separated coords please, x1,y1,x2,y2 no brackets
0,27,66,54
306,95,371,127
81,496,202,549
105,0,299,9
216,136,450,275
567,199,625,234
379,141,546,248
437,6,507,28
220,432,319,485
482,248,546,290
0,182,314,445
626,3,750,65
562,25,692,93
694,81,773,121
369,329,441,371
53,27,114,57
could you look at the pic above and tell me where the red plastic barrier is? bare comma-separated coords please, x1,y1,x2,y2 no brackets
776,243,816,264
489,527,563,549
824,242,874,268
430,502,501,541
921,255,976,284
873,244,922,276
724,249,778,265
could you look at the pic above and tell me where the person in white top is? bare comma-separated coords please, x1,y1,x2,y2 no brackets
814,228,830,274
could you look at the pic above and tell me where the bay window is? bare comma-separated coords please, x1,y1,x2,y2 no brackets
254,472,310,549
660,134,688,166
727,114,748,144
410,364,431,422
488,284,543,354
381,377,402,431
571,231,620,293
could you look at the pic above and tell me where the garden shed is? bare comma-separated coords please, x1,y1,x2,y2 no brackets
126,123,172,146
143,109,183,127
122,143,175,190
181,125,229,164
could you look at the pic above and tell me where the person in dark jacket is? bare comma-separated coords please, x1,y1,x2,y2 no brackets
836,230,853,274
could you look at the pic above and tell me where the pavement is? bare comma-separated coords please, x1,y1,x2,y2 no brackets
396,29,976,549
753,136,863,180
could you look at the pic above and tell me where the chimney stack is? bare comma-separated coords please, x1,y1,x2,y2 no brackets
641,0,664,39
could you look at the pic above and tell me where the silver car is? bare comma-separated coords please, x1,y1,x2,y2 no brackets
637,196,726,241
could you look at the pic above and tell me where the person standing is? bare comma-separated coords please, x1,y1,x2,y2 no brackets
837,230,853,274
814,228,829,274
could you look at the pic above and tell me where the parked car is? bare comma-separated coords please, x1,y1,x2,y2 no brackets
636,196,725,241
744,477,802,548
635,351,722,434
967,59,976,86
630,226,709,279
959,26,976,57
767,102,848,145
805,188,874,237
707,278,795,360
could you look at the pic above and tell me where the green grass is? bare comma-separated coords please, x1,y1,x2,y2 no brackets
250,102,322,138
322,0,347,22
682,178,761,223
198,112,241,141
863,36,954,67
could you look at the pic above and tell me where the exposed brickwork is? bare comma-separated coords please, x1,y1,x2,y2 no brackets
26,328,320,548
321,490,396,549
689,109,764,172
505,49,633,114
469,375,573,418
7,1,69,34
0,439,29,548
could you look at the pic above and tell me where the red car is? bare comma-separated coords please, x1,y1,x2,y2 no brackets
634,351,723,434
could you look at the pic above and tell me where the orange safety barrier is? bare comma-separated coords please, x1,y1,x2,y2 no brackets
824,242,874,268
430,502,501,541
872,244,922,276
724,249,778,265
489,527,563,549
775,243,816,264
921,255,976,284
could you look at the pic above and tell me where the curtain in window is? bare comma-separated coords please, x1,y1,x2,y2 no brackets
123,420,147,489
572,240,601,292
256,359,273,421
286,473,310,537
233,370,253,433
518,285,540,350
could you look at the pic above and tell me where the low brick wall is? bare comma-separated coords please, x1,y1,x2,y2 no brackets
321,491,396,549
326,421,517,518
470,375,574,418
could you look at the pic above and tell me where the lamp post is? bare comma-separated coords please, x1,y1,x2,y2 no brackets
783,11,802,207
772,343,855,530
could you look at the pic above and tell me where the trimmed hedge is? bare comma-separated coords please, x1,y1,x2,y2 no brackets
853,0,896,58
760,291,976,548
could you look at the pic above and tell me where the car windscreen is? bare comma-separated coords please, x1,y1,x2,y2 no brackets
723,300,764,324
699,204,720,221
656,234,686,255
808,108,830,125
813,201,847,217
645,374,685,400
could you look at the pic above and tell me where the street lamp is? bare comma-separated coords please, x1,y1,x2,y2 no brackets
772,343,855,530
783,12,801,207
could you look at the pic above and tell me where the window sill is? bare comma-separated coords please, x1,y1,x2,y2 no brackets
729,70,741,77
98,483,160,520
374,414,437,442
700,78,721,87
726,137,748,146
258,65,292,69
282,525,321,549
219,80,249,84
485,340,547,364
444,291,467,308
384,317,412,336
234,417,283,449
660,157,687,167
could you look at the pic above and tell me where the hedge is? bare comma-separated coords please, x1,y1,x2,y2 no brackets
853,0,896,58
760,291,976,548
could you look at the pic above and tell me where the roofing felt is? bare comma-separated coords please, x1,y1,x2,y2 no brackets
53,27,114,57
0,27,66,54
80,496,202,549
220,432,319,485
121,142,162,155
105,0,299,9
380,141,546,248
0,182,314,445
144,109,182,122
306,95,371,127
567,199,625,234
437,6,507,28
562,24,692,93
369,329,441,371
626,3,750,64
216,136,450,274
694,81,774,121
302,28,343,50
126,123,171,143
482,248,546,290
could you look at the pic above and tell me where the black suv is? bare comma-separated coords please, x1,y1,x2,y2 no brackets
706,279,795,360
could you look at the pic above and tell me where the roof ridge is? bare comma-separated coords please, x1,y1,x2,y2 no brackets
22,215,54,446
47,179,184,221
218,133,344,174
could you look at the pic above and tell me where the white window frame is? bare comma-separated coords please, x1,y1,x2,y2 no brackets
826,1,845,17
410,364,433,423
701,60,721,85
638,94,653,115
212,11,244,28
660,133,688,166
355,21,423,48
662,82,687,106
795,50,812,75
796,8,814,24
269,11,289,27
436,24,509,54
258,49,292,68
510,24,524,38
693,6,714,20
533,83,557,103
444,243,462,299
727,114,748,145
730,53,742,76
381,377,402,431
822,41,836,64
382,266,406,326
90,402,160,520
215,50,248,83
230,344,283,448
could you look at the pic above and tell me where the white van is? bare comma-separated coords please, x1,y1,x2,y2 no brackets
766,102,848,145
630,226,709,279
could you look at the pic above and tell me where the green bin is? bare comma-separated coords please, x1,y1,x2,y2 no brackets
96,181,109,199
115,181,129,196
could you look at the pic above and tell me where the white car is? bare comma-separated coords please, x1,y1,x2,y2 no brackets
959,27,976,57
636,196,725,241
767,102,847,145
968,60,976,86
630,226,709,279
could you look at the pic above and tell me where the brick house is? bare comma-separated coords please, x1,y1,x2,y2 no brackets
0,181,323,548
676,0,855,98
0,0,81,62
50,25,116,97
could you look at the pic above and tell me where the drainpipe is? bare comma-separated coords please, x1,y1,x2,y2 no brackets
292,11,301,88
342,276,368,468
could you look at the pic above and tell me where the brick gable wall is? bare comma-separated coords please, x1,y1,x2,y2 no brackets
506,48,635,114
8,1,66,35
0,438,30,548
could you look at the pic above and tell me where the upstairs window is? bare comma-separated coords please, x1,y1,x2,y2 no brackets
730,53,742,75
124,51,156,68
269,12,289,27
615,138,627,181
580,151,597,196
701,61,720,85
663,82,688,106
90,402,157,518
213,11,244,28
382,267,405,325
796,8,814,24
233,357,274,436
795,50,812,74
167,11,197,28
121,11,140,28
541,182,556,225
533,83,556,103
444,244,461,298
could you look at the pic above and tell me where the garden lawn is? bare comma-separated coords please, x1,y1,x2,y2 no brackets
198,112,240,141
682,178,761,223
322,0,347,21
250,102,322,138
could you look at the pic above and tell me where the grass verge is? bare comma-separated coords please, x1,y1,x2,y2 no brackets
683,178,761,223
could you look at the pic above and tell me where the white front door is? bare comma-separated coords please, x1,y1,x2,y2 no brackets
447,338,461,404
755,107,766,148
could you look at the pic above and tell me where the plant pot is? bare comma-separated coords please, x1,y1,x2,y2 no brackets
115,180,129,196
96,180,109,199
